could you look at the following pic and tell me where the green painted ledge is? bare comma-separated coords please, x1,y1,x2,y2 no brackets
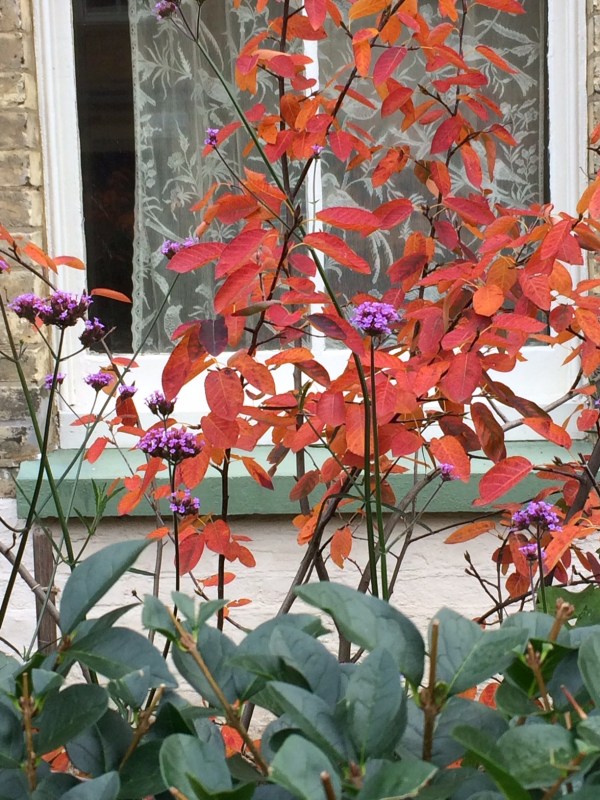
16,441,593,519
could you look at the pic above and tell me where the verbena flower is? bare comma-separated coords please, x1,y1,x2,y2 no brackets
80,317,106,347
351,301,399,336
170,489,201,516
439,463,457,481
519,542,541,561
84,371,113,391
512,501,561,532
204,128,219,148
0,258,9,273
145,391,176,417
8,293,41,323
160,237,197,260
311,144,324,157
153,0,178,19
35,291,92,328
118,384,137,400
137,427,201,463
43,372,65,390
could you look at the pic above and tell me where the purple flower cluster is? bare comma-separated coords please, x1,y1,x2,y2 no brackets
153,0,178,19
512,501,561,532
204,128,219,148
438,463,457,481
9,291,92,328
311,144,324,157
43,372,65,390
170,489,201,517
0,258,9,273
160,237,198,260
84,371,113,391
145,391,176,418
519,542,542,561
80,318,106,347
351,301,399,336
119,384,137,400
137,427,201,463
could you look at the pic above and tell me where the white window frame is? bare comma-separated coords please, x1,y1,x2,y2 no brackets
33,0,587,448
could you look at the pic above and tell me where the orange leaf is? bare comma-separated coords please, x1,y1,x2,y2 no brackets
55,255,85,270
147,526,170,540
429,436,471,482
242,456,274,490
330,526,352,568
473,284,504,316
289,469,321,501
205,368,243,421
303,232,371,275
167,242,224,273
471,402,506,463
544,524,593,571
201,413,240,449
475,45,518,74
85,436,110,464
474,456,532,506
203,572,235,588
445,520,495,544
523,417,572,449
317,206,379,236
90,288,132,303
179,532,205,574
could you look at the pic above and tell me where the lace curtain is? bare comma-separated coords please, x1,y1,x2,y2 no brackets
128,0,546,351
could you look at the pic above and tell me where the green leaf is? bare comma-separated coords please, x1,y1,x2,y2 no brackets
31,669,64,697
432,697,508,768
452,726,530,800
577,716,600,750
357,759,437,799
32,773,80,799
0,700,24,767
433,608,526,695
142,594,177,638
35,684,108,754
494,681,540,717
108,668,152,709
296,583,424,685
0,654,19,693
541,586,600,627
502,610,571,645
118,741,167,799
261,681,348,763
60,540,149,633
345,648,406,759
579,631,600,707
67,709,132,776
66,627,176,687
160,733,232,798
61,772,120,800
497,724,576,789
172,625,242,708
270,734,341,800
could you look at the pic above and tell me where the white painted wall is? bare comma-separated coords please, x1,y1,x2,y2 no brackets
0,497,503,659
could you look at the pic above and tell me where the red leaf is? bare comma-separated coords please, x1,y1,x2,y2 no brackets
90,288,132,304
214,262,262,313
431,116,462,154
305,0,326,29
201,413,240,449
523,417,572,449
316,392,346,426
215,228,269,279
303,232,371,275
71,414,98,427
430,436,471,482
445,195,495,226
204,520,232,556
289,469,321,501
390,426,423,457
373,198,413,229
330,526,352,568
241,457,274,490
179,532,205,574
445,520,495,544
85,436,110,464
167,242,224,274
317,206,380,236
474,456,533,506
381,85,413,117
205,369,243,421
476,45,518,74
178,449,210,489
471,402,506,463
475,0,525,14
229,353,275,395
577,409,599,431
440,351,482,404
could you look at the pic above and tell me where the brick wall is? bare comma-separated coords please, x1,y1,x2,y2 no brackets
0,0,50,492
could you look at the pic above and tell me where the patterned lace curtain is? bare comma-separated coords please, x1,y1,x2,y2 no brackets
128,0,546,350
128,0,270,352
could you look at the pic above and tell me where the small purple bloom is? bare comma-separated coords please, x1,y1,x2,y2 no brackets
80,317,106,347
43,372,65,390
153,0,178,19
311,144,324,157
439,463,457,481
351,301,399,336
169,489,201,517
519,542,540,561
8,293,41,323
84,371,113,391
0,258,9,273
119,384,137,400
160,237,197,260
137,427,201,463
36,291,92,328
204,128,219,148
594,397,600,410
512,501,561,532
145,391,176,417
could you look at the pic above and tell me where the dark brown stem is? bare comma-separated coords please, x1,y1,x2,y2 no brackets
320,772,338,800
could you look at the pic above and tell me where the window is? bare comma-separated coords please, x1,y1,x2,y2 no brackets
34,0,587,446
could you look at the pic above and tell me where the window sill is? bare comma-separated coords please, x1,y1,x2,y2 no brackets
16,441,592,519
